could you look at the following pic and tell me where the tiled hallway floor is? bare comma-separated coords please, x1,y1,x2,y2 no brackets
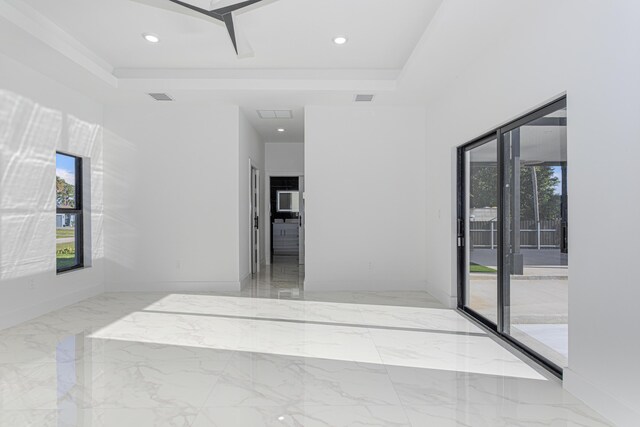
0,263,612,426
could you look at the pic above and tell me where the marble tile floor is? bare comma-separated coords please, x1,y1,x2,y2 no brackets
244,260,444,309
0,265,613,426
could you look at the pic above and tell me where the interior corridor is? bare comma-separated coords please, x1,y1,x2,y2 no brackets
0,264,611,426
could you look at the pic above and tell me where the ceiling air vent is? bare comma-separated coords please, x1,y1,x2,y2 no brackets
257,110,293,119
148,93,174,101
354,94,375,102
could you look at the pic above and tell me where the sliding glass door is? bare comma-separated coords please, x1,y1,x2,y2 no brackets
460,137,499,324
502,102,568,368
458,97,568,375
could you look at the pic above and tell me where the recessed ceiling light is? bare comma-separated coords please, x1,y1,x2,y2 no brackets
277,128,286,132
143,33,160,43
333,36,348,45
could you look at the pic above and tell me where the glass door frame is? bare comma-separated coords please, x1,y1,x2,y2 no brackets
456,96,567,378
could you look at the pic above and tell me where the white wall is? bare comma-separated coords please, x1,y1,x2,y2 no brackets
0,52,104,330
410,1,640,424
104,103,242,291
264,142,304,264
304,106,427,290
265,142,304,176
239,111,264,280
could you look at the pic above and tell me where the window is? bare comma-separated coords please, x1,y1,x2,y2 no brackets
56,152,83,273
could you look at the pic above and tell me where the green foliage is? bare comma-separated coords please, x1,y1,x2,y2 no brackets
470,262,496,273
56,176,75,208
56,242,75,256
470,165,498,209
519,166,561,220
56,241,76,269
469,165,561,220
57,246,75,255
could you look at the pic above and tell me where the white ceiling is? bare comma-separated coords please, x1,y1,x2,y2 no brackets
19,0,438,70
0,0,444,142
244,106,305,143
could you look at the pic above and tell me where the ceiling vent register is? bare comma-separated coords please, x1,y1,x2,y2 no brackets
148,93,174,101
355,94,375,102
257,110,293,119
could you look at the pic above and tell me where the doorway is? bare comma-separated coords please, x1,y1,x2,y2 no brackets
269,176,303,265
457,97,568,376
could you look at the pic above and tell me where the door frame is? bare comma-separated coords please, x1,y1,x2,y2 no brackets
250,162,260,275
456,95,567,378
298,176,305,265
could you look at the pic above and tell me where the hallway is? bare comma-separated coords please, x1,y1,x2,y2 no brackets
0,265,611,426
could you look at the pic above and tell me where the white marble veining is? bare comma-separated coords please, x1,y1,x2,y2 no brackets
0,263,614,426
203,352,400,408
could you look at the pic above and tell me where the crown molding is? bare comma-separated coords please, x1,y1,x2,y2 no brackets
113,68,397,91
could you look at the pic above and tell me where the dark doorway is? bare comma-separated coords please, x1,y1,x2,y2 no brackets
270,177,300,264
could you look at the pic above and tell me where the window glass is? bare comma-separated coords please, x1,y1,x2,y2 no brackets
56,153,83,272
503,106,568,367
56,213,78,270
465,138,499,323
56,153,77,209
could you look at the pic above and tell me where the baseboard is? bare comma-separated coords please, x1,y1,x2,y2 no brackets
240,272,252,288
0,284,103,331
426,281,457,308
564,368,636,427
105,281,241,292
303,279,428,292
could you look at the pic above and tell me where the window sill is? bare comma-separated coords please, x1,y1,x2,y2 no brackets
56,265,87,275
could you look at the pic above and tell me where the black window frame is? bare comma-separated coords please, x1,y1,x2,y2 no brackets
56,152,84,274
